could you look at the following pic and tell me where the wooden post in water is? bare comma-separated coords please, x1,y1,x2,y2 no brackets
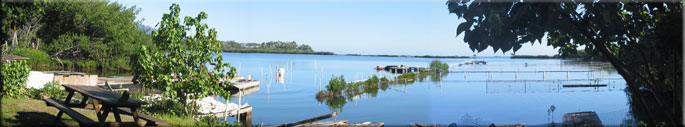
543,72,546,80
320,65,323,91
587,72,590,80
516,71,519,80
261,68,264,80
224,97,229,123
489,72,493,80
238,63,242,76
237,90,242,123
315,61,317,82
464,72,467,81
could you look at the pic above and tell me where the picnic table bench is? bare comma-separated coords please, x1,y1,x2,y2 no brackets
43,85,167,126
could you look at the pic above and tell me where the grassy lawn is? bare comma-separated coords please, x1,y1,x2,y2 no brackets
1,97,210,126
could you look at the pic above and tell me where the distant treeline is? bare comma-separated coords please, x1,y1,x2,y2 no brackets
221,41,334,55
510,55,561,58
345,54,470,58
511,50,605,61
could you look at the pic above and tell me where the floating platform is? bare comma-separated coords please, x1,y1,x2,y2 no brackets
228,76,245,82
227,80,260,90
563,84,608,87
231,86,259,98
204,106,253,117
375,65,424,74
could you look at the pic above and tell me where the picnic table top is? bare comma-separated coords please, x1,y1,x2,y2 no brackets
62,85,147,106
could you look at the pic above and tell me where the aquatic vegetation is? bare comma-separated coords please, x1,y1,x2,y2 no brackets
429,60,450,71
327,75,347,92
316,70,441,112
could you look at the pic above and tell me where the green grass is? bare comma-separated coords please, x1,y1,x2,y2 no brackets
1,97,228,126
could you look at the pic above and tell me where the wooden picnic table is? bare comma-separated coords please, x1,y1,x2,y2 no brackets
48,85,151,126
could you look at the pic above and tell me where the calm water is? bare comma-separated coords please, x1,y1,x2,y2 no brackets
216,53,631,125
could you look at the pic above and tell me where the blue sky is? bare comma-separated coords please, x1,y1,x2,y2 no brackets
116,0,558,56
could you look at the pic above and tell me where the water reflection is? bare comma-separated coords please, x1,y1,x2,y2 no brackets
315,71,448,112
217,53,634,125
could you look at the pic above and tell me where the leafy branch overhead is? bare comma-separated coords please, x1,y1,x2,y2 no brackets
447,0,682,125
132,3,236,115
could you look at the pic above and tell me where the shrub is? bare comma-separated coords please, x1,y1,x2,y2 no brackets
60,59,74,67
364,75,379,85
29,81,66,99
10,48,55,65
327,75,347,92
76,60,98,68
380,76,389,82
143,98,188,116
396,72,417,79
2,60,31,98
430,60,449,71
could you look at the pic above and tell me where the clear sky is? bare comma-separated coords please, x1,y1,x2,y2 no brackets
115,0,559,56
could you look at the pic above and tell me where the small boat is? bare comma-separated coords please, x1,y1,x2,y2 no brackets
227,79,260,90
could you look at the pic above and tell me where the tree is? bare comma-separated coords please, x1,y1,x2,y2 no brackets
0,1,44,54
298,44,313,52
39,1,152,71
222,40,242,49
132,3,235,116
429,60,449,71
447,0,681,125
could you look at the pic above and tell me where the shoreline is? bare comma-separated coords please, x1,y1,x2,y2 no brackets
222,51,475,59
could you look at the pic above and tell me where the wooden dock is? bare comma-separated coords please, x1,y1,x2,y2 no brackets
205,106,253,117
375,65,423,73
227,80,260,90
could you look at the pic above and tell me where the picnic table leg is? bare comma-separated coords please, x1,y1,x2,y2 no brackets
98,105,111,126
52,90,75,124
92,99,102,118
78,93,89,108
112,107,122,122
130,107,141,127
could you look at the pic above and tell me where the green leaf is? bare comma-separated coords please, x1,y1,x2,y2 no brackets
456,21,473,36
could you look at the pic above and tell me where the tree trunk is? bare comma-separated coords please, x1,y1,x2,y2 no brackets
560,8,672,124
11,30,17,48
35,38,40,50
